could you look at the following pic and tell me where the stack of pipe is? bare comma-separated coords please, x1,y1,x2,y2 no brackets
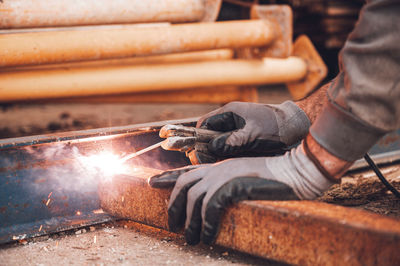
0,1,313,103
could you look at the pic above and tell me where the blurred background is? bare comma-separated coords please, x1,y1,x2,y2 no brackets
0,0,363,139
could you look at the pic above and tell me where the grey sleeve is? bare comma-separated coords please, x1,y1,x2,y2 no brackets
310,0,400,162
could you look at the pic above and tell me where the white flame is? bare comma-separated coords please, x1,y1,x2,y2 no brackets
75,151,129,181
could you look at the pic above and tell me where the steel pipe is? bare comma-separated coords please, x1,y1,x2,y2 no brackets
0,57,307,102
2,49,235,72
37,87,259,104
0,0,216,29
0,20,275,67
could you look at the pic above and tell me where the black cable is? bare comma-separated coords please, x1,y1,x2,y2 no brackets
364,153,400,199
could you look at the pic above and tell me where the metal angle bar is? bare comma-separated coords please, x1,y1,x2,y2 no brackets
99,172,400,266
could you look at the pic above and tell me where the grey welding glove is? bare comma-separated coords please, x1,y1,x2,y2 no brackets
197,101,310,157
149,143,334,245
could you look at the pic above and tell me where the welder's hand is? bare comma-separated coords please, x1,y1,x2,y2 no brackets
197,101,310,157
148,164,208,188
148,143,334,245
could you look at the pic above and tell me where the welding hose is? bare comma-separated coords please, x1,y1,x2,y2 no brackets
364,153,400,199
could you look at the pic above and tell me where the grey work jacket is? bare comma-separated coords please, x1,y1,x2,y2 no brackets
310,0,400,161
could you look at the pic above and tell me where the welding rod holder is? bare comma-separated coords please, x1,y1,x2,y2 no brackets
159,124,223,152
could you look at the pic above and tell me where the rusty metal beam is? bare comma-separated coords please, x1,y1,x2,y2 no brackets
99,171,400,266
0,0,221,29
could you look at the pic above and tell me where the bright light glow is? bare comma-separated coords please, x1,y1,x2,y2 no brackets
76,151,129,181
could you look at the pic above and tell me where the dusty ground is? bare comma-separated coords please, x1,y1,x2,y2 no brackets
318,165,400,219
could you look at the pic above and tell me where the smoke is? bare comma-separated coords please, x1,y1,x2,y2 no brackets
20,138,182,199
24,143,131,194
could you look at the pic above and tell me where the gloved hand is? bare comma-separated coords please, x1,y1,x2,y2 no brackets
196,101,310,157
149,143,334,245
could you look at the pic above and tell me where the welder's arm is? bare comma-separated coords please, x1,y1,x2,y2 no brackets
306,0,400,178
149,142,334,245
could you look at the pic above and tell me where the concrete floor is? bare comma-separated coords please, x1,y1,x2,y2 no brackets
0,221,285,266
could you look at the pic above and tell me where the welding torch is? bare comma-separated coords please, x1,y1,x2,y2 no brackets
121,124,288,164
120,124,223,164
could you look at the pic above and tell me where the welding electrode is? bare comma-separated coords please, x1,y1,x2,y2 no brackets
121,125,222,163
120,141,164,163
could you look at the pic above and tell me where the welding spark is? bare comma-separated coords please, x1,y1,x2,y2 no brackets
76,211,81,216
75,151,129,181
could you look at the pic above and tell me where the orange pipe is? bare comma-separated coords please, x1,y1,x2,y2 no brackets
0,0,208,28
0,20,275,67
2,49,234,72
0,57,307,102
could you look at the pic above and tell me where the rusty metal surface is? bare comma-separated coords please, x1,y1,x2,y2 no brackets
287,35,328,100
99,169,400,266
202,0,223,22
250,5,293,58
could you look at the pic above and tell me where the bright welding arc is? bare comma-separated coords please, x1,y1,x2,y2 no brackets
120,141,164,163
